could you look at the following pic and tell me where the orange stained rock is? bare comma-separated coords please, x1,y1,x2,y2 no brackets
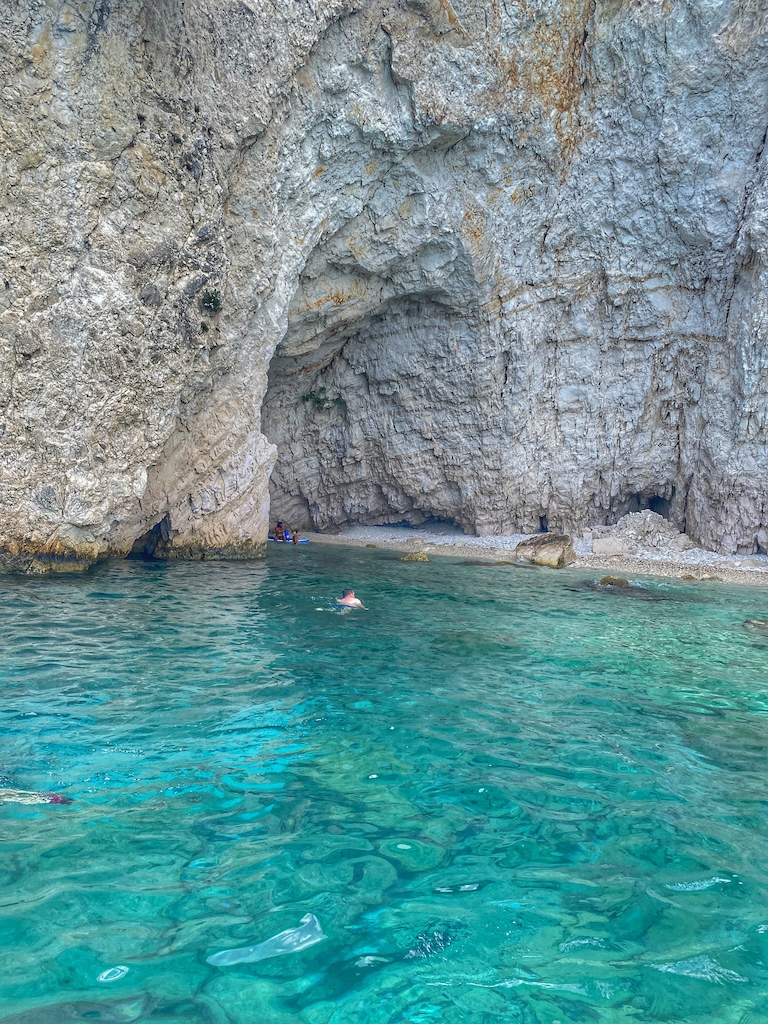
482,0,593,168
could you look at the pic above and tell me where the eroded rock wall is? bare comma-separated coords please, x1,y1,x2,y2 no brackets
1,0,767,567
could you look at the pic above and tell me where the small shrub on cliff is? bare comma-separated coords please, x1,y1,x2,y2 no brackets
201,288,222,314
301,387,344,411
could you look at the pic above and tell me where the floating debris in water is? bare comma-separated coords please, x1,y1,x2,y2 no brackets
654,955,748,984
468,978,588,994
558,936,605,952
665,877,731,892
97,965,129,983
207,913,326,966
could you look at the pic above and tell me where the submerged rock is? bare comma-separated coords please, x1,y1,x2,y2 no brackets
400,551,429,562
743,619,768,635
0,996,154,1024
514,535,575,568
599,575,630,587
458,559,520,567
569,580,663,602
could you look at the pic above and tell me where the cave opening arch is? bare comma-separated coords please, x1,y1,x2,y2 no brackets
261,291,493,536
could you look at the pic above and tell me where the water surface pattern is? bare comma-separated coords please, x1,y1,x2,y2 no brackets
2,548,768,1023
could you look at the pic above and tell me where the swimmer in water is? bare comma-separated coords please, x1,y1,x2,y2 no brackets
336,589,365,608
0,787,73,805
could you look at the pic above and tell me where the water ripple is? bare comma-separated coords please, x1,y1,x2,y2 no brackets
1,553,767,1022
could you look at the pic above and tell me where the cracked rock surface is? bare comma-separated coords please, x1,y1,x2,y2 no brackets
2,0,768,569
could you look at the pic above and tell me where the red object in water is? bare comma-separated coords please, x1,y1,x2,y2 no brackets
44,793,74,805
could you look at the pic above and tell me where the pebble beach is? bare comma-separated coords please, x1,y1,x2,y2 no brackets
306,523,768,588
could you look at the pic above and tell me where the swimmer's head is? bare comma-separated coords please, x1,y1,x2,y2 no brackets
342,589,354,597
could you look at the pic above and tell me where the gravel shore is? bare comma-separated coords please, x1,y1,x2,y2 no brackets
305,526,768,587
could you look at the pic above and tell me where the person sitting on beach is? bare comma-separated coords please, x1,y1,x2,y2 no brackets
336,589,365,608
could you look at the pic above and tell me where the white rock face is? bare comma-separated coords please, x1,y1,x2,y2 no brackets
1,0,768,568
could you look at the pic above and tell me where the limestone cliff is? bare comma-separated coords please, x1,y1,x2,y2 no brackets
1,0,767,569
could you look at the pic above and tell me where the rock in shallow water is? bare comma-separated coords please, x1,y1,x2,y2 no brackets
599,575,630,587
743,619,768,635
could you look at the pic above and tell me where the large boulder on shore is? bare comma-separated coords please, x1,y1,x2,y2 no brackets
592,536,629,556
514,534,575,568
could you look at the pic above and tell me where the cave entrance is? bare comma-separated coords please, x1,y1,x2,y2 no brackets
625,490,674,520
261,294,484,535
128,514,171,560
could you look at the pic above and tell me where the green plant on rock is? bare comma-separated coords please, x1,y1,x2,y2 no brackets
201,288,222,314
301,386,344,411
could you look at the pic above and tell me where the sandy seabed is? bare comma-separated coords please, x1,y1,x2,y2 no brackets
305,525,768,588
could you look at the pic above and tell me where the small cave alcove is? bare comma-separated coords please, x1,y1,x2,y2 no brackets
625,491,674,520
128,514,171,560
383,515,466,535
606,485,682,527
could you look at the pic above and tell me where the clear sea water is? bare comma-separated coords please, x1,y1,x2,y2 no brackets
2,546,768,1024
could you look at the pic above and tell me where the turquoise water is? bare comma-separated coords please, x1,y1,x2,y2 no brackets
2,547,768,1024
